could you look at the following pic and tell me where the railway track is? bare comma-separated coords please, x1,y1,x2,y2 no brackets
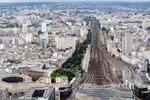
84,20,113,85
84,19,131,85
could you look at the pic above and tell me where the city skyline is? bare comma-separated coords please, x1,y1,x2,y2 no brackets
0,1,150,100
1,0,150,3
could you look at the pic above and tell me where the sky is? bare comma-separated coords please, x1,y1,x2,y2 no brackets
0,0,150,2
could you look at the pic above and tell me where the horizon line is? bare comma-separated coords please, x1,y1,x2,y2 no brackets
1,1,150,3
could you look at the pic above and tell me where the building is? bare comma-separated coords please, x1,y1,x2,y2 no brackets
110,98,133,100
78,84,134,100
22,24,28,33
24,86,55,100
25,34,33,43
82,45,91,72
142,19,150,29
26,20,31,26
133,85,150,100
40,34,48,49
55,36,76,51
12,37,19,46
22,70,46,77
80,27,88,37
42,23,47,33
75,92,100,100
122,34,132,56
0,44,5,49
56,85,72,100
42,38,47,50
107,39,116,52
56,77,68,86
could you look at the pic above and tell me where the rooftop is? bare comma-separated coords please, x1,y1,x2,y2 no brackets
24,86,55,100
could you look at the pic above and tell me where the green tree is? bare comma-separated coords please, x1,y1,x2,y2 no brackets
65,70,75,78
51,77,56,83
38,31,43,35
31,41,38,45
66,63,72,68
56,68,64,75
102,27,106,31
81,70,85,77
77,54,83,60
48,32,52,34
9,60,15,63
109,35,114,41
70,57,76,64
74,60,80,65
42,64,46,69
55,73,61,77
32,77,39,82
75,65,80,70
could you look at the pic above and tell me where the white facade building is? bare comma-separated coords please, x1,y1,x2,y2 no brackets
42,23,47,33
22,24,28,33
55,36,76,51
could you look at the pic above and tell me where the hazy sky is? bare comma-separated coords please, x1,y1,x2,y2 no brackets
0,0,150,2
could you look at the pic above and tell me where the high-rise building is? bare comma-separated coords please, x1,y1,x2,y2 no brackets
142,19,150,29
55,36,76,51
42,39,47,50
40,34,48,50
3,37,11,48
22,24,28,33
25,34,33,43
42,23,47,33
12,38,19,46
122,33,132,56
26,20,31,26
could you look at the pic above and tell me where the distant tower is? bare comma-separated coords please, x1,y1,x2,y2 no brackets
40,35,47,50
22,24,28,33
142,19,150,29
13,38,19,46
42,23,47,33
122,33,132,56
25,34,33,43
41,39,47,50
26,20,31,26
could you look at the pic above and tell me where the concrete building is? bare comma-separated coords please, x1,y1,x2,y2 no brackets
40,34,48,49
133,85,150,100
107,39,116,53
55,36,76,51
78,84,134,100
56,77,68,86
22,24,28,33
26,20,31,26
56,85,72,100
12,37,19,46
122,34,132,56
0,44,5,49
24,86,55,100
75,92,100,100
25,34,33,43
142,19,150,29
42,23,47,33
80,27,88,37
82,45,91,72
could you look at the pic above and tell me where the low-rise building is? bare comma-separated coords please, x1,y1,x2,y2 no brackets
78,84,134,100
